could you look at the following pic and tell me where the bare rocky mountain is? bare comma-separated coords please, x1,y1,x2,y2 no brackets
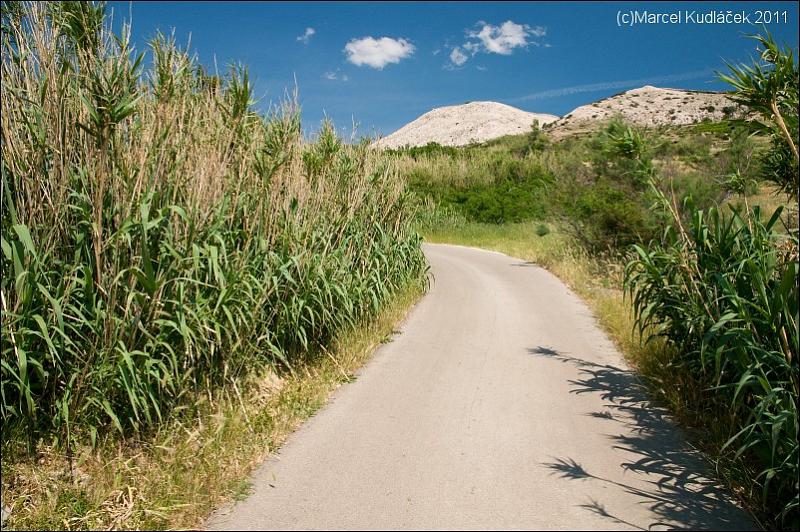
546,85,743,138
373,87,742,148
373,101,559,149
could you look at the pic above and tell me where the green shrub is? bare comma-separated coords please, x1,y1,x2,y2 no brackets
656,134,714,164
565,180,661,252
386,142,462,160
403,153,554,224
667,172,729,212
592,119,657,188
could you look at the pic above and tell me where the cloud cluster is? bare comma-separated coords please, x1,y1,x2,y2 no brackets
471,21,532,54
345,37,415,69
448,21,546,68
325,22,543,77
297,27,315,44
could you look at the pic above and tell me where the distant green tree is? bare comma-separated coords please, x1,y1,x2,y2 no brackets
526,119,549,154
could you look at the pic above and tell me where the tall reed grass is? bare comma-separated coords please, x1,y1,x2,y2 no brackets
625,196,798,526
1,2,426,450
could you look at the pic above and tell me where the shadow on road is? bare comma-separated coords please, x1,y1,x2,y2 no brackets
528,346,755,531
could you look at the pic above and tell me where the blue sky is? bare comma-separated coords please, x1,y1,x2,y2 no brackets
109,1,799,137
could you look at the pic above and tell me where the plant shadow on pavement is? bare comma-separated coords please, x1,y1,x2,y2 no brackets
527,346,756,531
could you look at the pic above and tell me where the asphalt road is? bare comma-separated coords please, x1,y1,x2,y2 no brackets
206,243,756,531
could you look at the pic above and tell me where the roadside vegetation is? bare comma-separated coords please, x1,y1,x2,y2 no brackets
399,33,798,529
1,2,426,528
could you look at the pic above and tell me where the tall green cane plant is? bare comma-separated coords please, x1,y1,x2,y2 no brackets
626,32,799,528
719,31,799,200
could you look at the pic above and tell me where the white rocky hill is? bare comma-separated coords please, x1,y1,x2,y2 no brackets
546,85,743,138
373,101,559,149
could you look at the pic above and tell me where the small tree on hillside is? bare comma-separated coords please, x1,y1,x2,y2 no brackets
526,119,548,154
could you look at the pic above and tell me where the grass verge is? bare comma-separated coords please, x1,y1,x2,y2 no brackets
422,220,767,527
1,282,425,531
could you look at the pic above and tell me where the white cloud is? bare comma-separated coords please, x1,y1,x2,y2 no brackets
447,20,546,68
529,25,547,38
344,36,415,69
323,69,349,82
468,20,537,55
297,27,315,44
450,47,468,66
463,41,480,55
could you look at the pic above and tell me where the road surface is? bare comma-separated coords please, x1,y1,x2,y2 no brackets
207,243,755,530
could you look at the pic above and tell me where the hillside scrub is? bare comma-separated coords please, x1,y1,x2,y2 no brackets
396,117,757,254
1,0,426,461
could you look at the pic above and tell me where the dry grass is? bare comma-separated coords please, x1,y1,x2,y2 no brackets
724,184,798,229
1,283,424,531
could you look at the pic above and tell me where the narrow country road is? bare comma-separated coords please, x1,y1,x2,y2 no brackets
207,243,756,531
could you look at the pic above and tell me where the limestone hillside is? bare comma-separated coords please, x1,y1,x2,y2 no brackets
545,85,744,138
373,101,559,149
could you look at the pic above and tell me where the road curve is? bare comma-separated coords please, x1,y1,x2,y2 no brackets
207,243,755,531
